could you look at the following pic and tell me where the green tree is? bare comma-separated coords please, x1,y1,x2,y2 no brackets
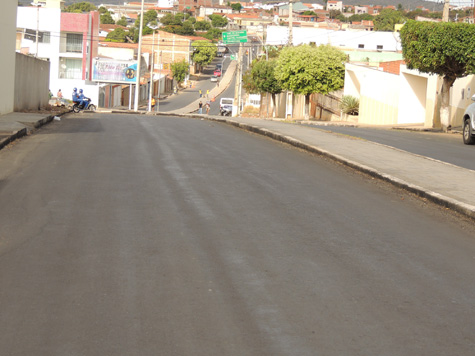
64,1,96,13
400,20,475,130
302,11,317,16
101,12,115,25
175,21,195,36
251,59,282,118
192,40,217,72
160,13,176,25
203,28,222,40
135,10,158,28
171,59,190,87
349,13,374,22
209,14,228,28
116,17,128,27
127,10,158,41
105,28,127,43
98,6,108,14
231,3,242,12
274,44,346,119
374,9,406,31
195,21,211,31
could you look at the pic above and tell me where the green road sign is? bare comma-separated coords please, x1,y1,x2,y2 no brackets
230,54,237,60
222,30,248,44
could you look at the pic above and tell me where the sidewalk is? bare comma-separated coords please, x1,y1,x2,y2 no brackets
0,111,67,150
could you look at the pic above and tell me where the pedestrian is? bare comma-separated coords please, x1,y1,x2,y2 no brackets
151,97,156,110
205,101,210,115
198,101,203,114
57,89,63,99
49,89,53,99
206,89,209,98
216,80,219,88
199,89,202,98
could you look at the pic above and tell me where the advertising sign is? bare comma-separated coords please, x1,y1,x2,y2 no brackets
92,59,147,84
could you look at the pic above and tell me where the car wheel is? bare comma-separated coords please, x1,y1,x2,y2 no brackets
463,119,475,145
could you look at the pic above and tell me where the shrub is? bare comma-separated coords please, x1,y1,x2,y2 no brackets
340,95,359,115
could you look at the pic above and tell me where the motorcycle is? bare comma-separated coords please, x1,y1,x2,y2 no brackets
220,107,232,116
72,98,96,113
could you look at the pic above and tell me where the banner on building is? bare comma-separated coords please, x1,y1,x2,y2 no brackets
92,59,147,84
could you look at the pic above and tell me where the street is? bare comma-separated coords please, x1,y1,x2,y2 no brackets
0,113,474,355
307,125,475,170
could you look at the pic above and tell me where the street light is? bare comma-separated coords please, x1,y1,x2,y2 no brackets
134,0,145,112
147,23,159,113
31,2,43,58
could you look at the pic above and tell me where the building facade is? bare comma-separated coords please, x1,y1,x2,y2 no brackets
17,6,100,104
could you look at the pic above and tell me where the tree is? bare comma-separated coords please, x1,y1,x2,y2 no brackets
64,1,96,13
135,10,158,28
100,12,115,25
251,59,282,118
116,17,128,27
98,6,109,14
274,44,346,119
195,21,211,31
160,13,176,25
374,9,406,31
400,20,475,130
209,14,228,28
203,28,222,40
171,59,190,87
348,13,374,22
191,40,217,72
105,28,127,43
175,21,195,36
231,3,242,12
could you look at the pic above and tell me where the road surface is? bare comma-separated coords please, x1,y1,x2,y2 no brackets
0,113,474,355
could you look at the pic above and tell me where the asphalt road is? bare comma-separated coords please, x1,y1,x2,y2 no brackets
0,113,474,355
308,125,475,170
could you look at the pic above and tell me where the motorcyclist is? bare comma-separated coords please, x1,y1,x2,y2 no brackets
78,89,89,109
72,88,80,105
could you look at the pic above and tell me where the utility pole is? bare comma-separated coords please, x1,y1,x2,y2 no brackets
288,0,294,46
148,26,158,113
134,0,145,112
442,0,450,22
233,43,243,117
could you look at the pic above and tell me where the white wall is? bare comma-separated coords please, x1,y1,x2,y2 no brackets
266,26,402,52
0,1,17,115
344,63,400,125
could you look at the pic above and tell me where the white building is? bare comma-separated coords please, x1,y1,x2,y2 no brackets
266,26,402,52
327,1,343,12
17,5,101,105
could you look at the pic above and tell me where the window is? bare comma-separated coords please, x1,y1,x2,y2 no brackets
358,44,365,49
377,45,383,50
59,58,82,79
24,29,50,43
66,33,83,53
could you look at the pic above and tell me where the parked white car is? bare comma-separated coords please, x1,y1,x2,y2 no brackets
463,94,475,145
